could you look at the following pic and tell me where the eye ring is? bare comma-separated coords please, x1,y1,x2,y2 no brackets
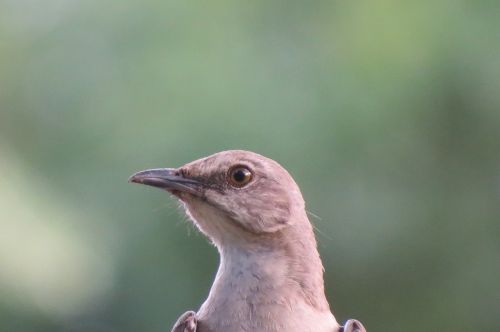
227,166,253,188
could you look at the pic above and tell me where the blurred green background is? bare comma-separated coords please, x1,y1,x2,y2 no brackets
1,1,499,331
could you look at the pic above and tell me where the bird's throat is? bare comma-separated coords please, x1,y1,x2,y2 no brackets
196,233,334,332
205,226,330,312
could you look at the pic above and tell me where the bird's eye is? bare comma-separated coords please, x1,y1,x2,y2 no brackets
228,166,253,187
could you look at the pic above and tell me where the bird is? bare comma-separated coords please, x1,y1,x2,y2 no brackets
129,150,366,332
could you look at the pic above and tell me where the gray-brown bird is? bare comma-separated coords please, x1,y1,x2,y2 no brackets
129,150,366,332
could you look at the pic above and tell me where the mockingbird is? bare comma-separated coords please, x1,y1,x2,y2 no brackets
130,150,366,332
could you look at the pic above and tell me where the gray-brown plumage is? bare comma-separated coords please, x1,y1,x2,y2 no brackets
129,150,366,332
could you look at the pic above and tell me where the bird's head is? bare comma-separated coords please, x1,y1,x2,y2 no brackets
129,150,307,246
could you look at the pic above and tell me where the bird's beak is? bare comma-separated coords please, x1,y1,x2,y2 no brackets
128,168,202,196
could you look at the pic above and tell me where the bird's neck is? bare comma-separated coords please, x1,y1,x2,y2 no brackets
197,218,339,332
210,220,331,312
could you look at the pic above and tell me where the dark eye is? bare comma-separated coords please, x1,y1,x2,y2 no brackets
228,166,253,187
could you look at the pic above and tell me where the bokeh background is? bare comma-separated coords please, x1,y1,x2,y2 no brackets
1,1,499,331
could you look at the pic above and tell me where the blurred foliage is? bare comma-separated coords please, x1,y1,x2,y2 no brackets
1,0,499,331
